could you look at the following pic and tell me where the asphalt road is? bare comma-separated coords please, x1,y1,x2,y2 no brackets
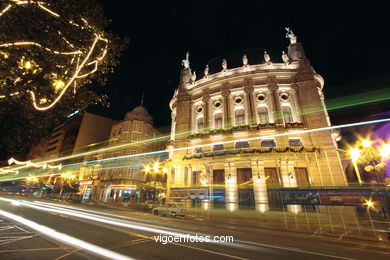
0,197,389,260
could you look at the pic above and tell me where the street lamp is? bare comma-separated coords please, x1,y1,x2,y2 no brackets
363,198,377,238
349,148,363,185
380,144,390,158
143,161,169,202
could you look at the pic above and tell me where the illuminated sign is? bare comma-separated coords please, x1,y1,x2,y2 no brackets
110,185,136,190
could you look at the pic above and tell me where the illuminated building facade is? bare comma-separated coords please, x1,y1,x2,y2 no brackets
79,104,164,203
168,31,347,212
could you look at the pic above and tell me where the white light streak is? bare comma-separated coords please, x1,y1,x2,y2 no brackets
1,118,390,178
0,208,133,260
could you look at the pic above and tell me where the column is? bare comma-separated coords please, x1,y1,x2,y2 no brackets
267,82,281,125
280,158,301,213
290,85,302,123
222,88,231,128
202,94,210,131
244,86,255,125
251,159,269,212
224,162,238,212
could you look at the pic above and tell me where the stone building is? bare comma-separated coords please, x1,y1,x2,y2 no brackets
78,104,165,203
167,29,347,212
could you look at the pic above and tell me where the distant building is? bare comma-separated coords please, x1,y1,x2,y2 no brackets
167,30,348,212
78,104,165,203
27,111,118,160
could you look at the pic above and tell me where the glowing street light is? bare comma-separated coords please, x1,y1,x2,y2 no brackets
362,139,371,148
380,144,390,158
363,198,377,238
349,148,363,185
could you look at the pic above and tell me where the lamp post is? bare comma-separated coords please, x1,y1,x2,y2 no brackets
349,148,363,185
143,161,169,202
363,199,377,238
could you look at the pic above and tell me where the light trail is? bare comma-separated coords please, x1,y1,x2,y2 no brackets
0,197,356,259
0,209,134,260
63,118,390,168
1,118,390,181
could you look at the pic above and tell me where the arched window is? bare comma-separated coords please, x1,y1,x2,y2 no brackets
235,108,245,125
257,106,269,124
214,112,223,129
197,117,204,132
282,106,293,123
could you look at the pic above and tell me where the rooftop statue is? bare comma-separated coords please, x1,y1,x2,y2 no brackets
285,27,297,44
204,65,209,77
191,71,197,82
264,51,271,63
282,51,290,64
242,54,248,66
222,59,227,71
182,52,190,69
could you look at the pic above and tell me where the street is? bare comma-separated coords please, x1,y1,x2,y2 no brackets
0,196,389,260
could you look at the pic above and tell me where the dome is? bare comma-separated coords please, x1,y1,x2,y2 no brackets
125,105,153,124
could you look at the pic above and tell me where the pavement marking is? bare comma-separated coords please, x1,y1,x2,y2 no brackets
0,235,37,246
0,247,73,253
54,248,82,260
235,240,354,260
0,208,135,260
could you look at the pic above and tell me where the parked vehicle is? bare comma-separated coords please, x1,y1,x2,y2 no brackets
152,204,186,217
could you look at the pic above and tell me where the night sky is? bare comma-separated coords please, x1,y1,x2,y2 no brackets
91,1,390,130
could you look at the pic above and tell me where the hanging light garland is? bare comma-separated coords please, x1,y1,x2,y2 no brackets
0,0,108,110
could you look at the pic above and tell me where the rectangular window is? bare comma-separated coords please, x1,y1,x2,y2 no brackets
235,141,249,149
214,112,223,129
257,106,269,124
294,167,310,187
282,106,293,123
192,171,201,185
171,168,175,185
264,167,281,187
289,138,303,147
213,144,224,151
261,139,276,147
235,108,245,125
197,117,204,132
184,167,189,185
237,168,252,184
131,133,141,141
213,169,225,184
133,121,143,132
128,167,134,179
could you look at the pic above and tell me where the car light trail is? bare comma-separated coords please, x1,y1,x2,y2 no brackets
0,208,134,260
1,118,390,181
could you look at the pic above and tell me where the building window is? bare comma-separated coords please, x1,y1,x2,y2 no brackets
194,147,202,153
294,167,310,186
131,133,141,141
128,168,134,179
237,168,252,184
214,112,223,129
213,144,224,151
171,168,175,185
282,106,293,123
184,167,188,185
213,169,225,184
257,106,269,124
197,117,204,132
289,138,303,147
235,108,245,125
235,141,249,149
261,139,276,147
192,171,201,185
133,121,143,132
